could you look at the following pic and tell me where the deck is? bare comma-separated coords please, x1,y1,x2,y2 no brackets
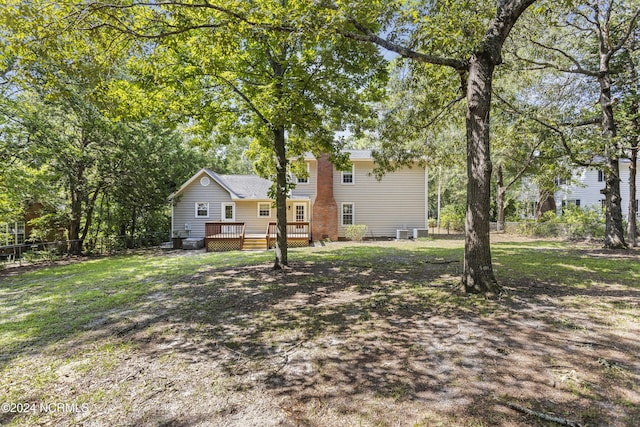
204,222,310,252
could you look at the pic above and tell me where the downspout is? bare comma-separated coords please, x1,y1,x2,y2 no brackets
424,166,429,229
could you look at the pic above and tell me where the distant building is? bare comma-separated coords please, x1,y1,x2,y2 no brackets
169,150,428,250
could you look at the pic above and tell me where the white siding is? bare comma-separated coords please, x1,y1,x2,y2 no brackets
235,200,274,234
555,167,603,211
332,160,426,238
555,163,639,217
172,171,233,238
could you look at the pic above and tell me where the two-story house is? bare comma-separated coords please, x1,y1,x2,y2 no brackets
169,150,428,250
518,159,639,218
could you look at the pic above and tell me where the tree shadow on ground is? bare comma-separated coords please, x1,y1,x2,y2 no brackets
2,244,639,426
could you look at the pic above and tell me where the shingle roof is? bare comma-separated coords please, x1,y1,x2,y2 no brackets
345,149,373,160
218,174,272,199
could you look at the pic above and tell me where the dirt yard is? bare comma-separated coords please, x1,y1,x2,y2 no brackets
1,238,638,426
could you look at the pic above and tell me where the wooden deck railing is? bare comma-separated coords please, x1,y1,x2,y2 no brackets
266,222,310,249
205,222,245,251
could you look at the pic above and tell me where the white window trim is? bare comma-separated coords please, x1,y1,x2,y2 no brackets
257,202,272,218
296,163,310,184
341,202,355,226
341,165,355,185
293,203,307,222
195,202,210,218
221,202,236,222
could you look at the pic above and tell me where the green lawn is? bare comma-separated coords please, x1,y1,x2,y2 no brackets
1,239,639,426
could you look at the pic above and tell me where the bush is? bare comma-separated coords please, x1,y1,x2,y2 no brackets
517,207,605,239
563,206,605,239
440,204,465,233
344,224,368,242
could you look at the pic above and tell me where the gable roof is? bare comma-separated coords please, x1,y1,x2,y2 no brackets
218,174,272,199
168,168,272,201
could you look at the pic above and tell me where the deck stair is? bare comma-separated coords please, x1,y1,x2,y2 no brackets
242,235,267,251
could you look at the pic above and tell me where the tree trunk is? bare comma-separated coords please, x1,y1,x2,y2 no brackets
273,126,289,269
629,146,638,247
69,193,83,255
129,206,137,249
602,157,626,248
80,186,101,247
496,164,506,232
68,167,85,255
461,0,536,293
463,51,500,294
597,26,626,249
536,189,556,218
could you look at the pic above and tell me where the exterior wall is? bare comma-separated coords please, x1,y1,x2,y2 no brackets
554,167,603,211
555,163,639,217
234,200,274,235
291,160,317,199
332,160,427,238
172,171,233,238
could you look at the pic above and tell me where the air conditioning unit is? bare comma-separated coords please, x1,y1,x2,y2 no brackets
396,229,409,240
184,224,192,231
413,229,428,239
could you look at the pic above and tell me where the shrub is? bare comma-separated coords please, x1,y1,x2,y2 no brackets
440,204,465,233
344,224,368,242
563,206,605,239
517,207,605,239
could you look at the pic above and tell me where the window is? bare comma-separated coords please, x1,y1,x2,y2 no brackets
15,222,25,244
222,203,235,221
296,163,310,184
258,202,271,218
294,204,306,222
341,203,354,226
562,199,580,208
2,222,25,245
597,170,604,182
341,165,354,184
554,177,567,186
195,202,209,218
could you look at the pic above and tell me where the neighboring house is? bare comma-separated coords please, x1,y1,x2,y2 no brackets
519,159,639,218
169,150,428,250
0,202,48,246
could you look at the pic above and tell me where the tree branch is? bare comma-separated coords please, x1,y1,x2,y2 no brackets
337,21,469,71
215,74,271,128
505,401,584,427
493,92,595,167
515,41,598,77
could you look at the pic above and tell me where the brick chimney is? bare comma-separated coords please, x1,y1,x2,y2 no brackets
312,154,338,241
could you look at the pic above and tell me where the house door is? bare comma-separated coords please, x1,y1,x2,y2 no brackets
294,203,306,222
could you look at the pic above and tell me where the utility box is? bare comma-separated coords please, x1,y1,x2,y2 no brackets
396,229,409,240
413,229,429,239
183,238,204,250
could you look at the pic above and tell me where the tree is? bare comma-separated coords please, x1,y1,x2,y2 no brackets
513,0,640,249
327,0,537,292
619,49,640,246
1,2,200,252
80,0,386,269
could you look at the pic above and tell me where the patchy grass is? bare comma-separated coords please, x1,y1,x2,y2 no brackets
1,239,639,426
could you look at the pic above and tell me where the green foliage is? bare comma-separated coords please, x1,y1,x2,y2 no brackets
344,224,369,242
440,204,465,232
518,207,605,239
